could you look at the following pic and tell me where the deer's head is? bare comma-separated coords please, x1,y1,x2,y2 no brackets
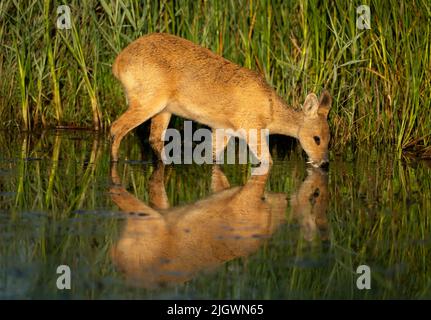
298,91,332,168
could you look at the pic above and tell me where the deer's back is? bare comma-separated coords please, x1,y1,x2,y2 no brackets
113,33,276,130
114,33,267,87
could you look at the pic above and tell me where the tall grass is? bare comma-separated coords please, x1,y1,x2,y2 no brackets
0,0,430,154
44,0,63,126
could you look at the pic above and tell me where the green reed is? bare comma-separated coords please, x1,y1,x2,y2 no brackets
0,0,430,154
44,0,63,126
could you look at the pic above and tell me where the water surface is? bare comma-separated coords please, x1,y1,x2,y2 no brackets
0,130,430,299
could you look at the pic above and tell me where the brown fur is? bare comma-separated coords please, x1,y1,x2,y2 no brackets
111,33,332,167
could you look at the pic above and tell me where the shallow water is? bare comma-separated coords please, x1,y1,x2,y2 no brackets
0,130,430,299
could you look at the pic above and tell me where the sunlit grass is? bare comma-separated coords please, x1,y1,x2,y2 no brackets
0,0,429,154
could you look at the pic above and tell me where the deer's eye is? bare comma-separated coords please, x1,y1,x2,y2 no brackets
313,136,321,145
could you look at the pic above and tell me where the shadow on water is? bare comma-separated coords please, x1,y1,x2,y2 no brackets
0,130,430,299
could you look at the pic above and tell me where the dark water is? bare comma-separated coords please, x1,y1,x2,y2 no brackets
0,130,430,299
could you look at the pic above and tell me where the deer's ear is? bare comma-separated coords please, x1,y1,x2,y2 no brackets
302,93,319,117
318,90,332,118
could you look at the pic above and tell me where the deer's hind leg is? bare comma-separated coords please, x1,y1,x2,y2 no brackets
110,96,167,162
149,111,172,160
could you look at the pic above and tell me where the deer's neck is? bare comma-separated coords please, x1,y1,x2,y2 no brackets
268,94,303,138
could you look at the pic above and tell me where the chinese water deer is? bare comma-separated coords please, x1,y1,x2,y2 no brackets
111,33,332,168
109,163,287,288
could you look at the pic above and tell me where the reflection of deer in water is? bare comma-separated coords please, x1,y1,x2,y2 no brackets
290,168,329,242
109,163,286,288
109,163,329,288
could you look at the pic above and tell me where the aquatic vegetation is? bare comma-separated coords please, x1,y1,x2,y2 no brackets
0,131,430,299
0,0,429,155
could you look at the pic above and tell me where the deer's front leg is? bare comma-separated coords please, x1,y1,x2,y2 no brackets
212,129,232,164
245,129,272,176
